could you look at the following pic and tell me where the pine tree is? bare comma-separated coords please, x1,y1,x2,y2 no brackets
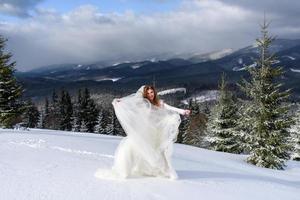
97,109,110,135
37,110,43,128
59,89,73,131
112,108,126,136
177,116,189,144
42,97,50,128
235,100,254,154
111,109,117,135
206,72,242,153
74,89,83,132
95,111,104,134
65,91,73,131
85,99,99,133
182,98,197,144
0,35,24,128
182,98,207,147
81,88,99,133
105,109,114,135
237,18,294,169
59,89,67,130
22,99,40,128
49,89,60,129
290,104,300,161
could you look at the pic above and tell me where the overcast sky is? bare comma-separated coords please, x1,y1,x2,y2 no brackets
0,0,299,71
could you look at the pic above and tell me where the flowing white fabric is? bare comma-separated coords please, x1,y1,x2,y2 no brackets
94,85,184,180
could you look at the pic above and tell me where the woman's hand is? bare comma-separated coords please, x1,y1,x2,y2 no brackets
184,109,191,116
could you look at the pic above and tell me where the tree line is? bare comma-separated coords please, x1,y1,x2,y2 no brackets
39,87,125,135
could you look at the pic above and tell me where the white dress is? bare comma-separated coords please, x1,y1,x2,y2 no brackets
94,85,186,180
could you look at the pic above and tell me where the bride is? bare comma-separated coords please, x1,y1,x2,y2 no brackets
94,85,191,180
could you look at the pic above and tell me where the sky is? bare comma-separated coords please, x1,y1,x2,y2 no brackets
0,0,299,71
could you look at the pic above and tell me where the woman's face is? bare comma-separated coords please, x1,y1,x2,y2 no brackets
146,88,155,101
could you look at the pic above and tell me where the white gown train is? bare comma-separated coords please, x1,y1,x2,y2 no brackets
94,85,185,180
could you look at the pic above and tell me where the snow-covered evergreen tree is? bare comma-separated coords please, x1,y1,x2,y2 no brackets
0,35,24,128
97,109,110,135
22,99,40,128
81,88,99,133
206,73,242,154
41,97,50,129
105,109,115,135
289,104,300,161
95,111,103,134
182,98,207,147
37,109,43,128
235,100,254,154
237,19,294,169
177,115,189,144
73,89,83,132
59,89,73,131
48,89,60,130
112,108,126,136
182,98,196,145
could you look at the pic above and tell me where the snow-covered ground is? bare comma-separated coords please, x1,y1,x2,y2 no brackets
1,128,299,200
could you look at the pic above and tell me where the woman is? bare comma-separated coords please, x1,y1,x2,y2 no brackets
94,85,191,180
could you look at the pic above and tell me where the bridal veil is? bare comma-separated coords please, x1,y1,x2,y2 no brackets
94,85,181,179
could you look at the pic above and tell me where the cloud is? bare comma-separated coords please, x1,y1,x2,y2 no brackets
0,0,299,71
220,0,300,35
0,0,43,17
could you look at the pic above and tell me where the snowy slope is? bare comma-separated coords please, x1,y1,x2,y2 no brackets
1,128,299,200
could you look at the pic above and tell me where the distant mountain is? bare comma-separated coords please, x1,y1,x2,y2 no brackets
215,38,300,71
16,38,300,101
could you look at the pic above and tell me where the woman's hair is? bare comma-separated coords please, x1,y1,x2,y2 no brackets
143,85,161,106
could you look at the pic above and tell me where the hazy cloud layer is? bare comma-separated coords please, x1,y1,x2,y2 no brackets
0,0,299,71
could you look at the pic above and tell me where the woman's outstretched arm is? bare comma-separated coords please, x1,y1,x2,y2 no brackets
162,100,190,116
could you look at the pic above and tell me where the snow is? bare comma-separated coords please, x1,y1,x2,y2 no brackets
112,61,131,67
157,87,186,95
206,48,233,60
189,48,234,62
131,64,142,69
233,62,257,71
290,68,300,73
238,58,243,64
0,128,299,200
283,55,296,60
272,60,280,64
112,62,121,66
95,77,122,82
245,62,257,68
182,90,219,104
232,66,244,71
149,58,156,62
